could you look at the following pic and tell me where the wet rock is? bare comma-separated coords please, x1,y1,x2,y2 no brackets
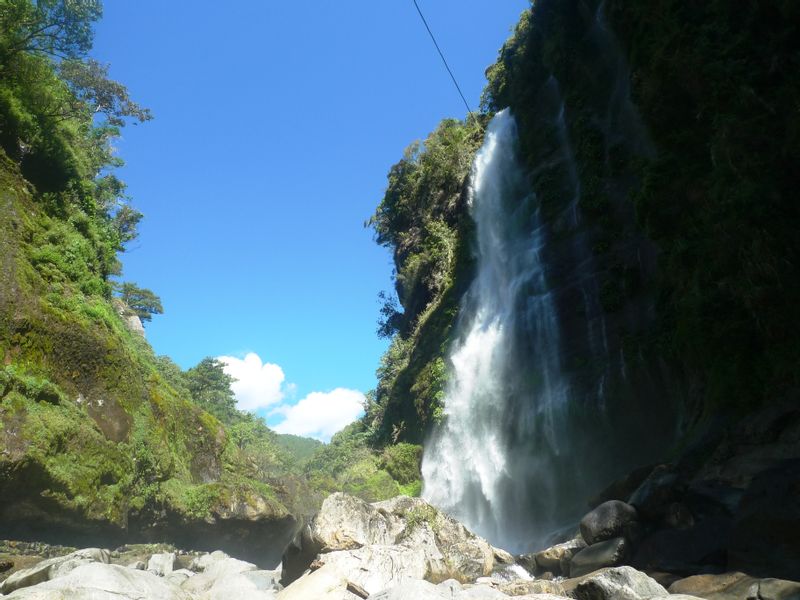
3,563,192,600
127,561,146,570
750,578,800,600
580,501,638,545
534,537,586,575
571,566,668,600
668,572,756,599
517,553,537,574
0,560,13,573
569,537,627,578
728,459,800,581
669,572,800,600
147,552,176,576
0,548,110,594
631,515,730,575
589,464,657,509
628,466,681,521
493,547,516,565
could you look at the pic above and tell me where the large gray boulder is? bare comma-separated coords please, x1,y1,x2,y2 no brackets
147,552,177,576
0,548,110,594
208,569,282,600
276,563,360,600
569,537,627,578
580,501,638,545
3,563,191,600
571,566,668,600
282,493,494,588
182,550,258,595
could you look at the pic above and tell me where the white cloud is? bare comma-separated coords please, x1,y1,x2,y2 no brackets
217,352,285,412
272,388,365,442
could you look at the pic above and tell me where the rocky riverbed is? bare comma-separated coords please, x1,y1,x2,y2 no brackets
1,492,799,600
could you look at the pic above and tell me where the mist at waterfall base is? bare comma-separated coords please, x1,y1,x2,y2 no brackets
420,106,674,553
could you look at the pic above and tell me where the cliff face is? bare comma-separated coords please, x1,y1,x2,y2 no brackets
371,0,800,493
0,152,296,565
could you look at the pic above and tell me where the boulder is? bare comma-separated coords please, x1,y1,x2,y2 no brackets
569,537,627,578
164,569,194,586
580,501,638,545
669,572,800,600
3,563,191,600
367,578,451,600
751,578,800,600
498,579,565,596
208,569,282,600
493,547,516,565
127,561,146,570
182,551,258,594
628,466,681,521
0,548,110,594
570,566,668,600
727,460,800,581
316,544,428,595
517,553,537,574
276,563,360,600
533,537,586,575
147,552,177,576
631,516,730,575
281,494,494,587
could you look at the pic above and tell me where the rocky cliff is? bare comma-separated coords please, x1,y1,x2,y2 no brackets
369,0,799,492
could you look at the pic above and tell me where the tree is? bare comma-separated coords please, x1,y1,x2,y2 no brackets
185,358,238,423
119,282,163,323
0,0,101,61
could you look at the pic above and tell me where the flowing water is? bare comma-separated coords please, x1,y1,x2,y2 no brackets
421,110,569,551
420,6,678,552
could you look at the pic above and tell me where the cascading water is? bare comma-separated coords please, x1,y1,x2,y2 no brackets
421,5,679,554
422,110,569,551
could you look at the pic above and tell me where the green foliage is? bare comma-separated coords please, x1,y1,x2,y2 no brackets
118,282,163,323
302,422,420,502
0,0,150,286
379,442,422,485
367,117,485,443
603,0,800,408
404,503,440,533
184,357,237,423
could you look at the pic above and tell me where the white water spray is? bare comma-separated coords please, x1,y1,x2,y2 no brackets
422,110,568,551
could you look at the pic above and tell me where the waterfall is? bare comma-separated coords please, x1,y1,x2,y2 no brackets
421,110,568,551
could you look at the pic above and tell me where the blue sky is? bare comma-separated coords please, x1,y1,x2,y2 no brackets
92,1,529,440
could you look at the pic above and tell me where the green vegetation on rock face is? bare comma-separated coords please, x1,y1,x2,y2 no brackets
366,117,487,444
482,0,800,418
303,422,423,502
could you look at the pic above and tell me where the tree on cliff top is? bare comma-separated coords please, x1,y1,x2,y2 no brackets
119,282,163,323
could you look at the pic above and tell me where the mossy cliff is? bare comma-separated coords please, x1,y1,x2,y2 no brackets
0,151,297,564
369,0,800,467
